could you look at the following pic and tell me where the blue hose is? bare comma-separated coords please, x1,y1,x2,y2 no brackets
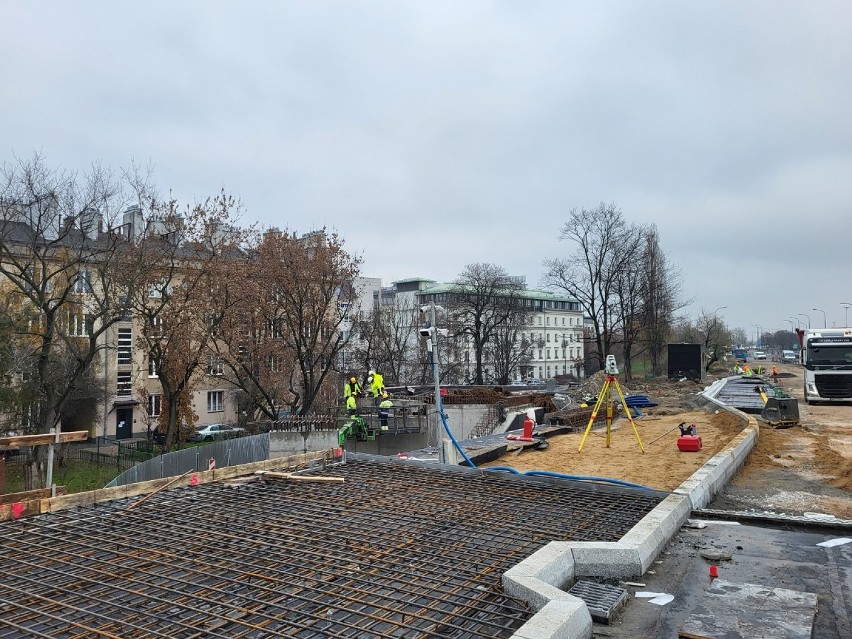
430,353,651,490
438,397,477,467
521,470,654,491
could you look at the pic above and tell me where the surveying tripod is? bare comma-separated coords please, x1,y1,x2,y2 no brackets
578,358,645,453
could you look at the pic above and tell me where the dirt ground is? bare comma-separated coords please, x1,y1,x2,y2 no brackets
713,361,852,519
484,362,852,518
480,409,743,491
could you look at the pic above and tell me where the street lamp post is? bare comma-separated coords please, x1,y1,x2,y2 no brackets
798,313,811,329
788,317,801,329
842,302,852,328
812,308,826,328
785,319,795,333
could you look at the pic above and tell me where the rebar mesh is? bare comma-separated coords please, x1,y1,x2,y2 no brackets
0,457,665,638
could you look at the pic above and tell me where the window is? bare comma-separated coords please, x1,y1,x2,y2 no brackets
207,390,224,413
266,318,284,339
117,328,132,364
267,354,283,373
117,371,131,397
148,279,170,299
73,270,92,294
68,310,92,337
546,349,551,359
208,357,224,376
119,296,132,321
150,314,164,334
208,312,223,336
148,356,158,377
546,317,550,326
148,393,162,417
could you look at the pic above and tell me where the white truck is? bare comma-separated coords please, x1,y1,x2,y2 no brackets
797,328,852,404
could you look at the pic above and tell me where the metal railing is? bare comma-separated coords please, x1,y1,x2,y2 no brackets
105,433,270,488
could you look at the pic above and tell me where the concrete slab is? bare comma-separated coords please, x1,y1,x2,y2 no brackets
597,521,852,638
679,579,817,638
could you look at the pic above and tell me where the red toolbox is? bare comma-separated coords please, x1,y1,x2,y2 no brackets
677,435,702,452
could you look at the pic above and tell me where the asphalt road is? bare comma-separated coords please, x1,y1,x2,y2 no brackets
594,361,852,637
595,519,852,638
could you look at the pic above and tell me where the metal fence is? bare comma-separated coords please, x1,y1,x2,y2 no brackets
105,433,270,488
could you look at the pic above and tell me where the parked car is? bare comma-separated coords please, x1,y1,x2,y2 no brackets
753,351,767,360
189,423,245,442
1,430,21,458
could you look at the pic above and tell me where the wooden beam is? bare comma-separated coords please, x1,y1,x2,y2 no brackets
0,487,67,506
255,470,344,483
0,430,89,448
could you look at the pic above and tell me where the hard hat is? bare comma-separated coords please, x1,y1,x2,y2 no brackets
382,393,388,399
350,377,356,383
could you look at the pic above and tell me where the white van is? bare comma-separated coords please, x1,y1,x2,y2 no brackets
782,350,798,363
753,350,767,360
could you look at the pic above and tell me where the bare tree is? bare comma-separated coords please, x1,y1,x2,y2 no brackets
233,228,360,416
127,193,246,449
452,263,527,385
696,310,730,373
351,295,420,386
487,303,533,384
543,203,643,372
611,234,646,380
0,154,144,487
639,226,685,376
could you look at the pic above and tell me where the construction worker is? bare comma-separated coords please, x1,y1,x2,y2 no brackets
742,364,753,377
378,392,393,430
367,370,385,406
343,376,362,401
771,364,779,385
346,393,358,417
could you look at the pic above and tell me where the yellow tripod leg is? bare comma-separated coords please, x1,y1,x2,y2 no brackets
613,378,645,452
578,379,609,452
606,389,613,447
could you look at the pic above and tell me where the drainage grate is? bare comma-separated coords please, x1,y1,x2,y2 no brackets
568,580,628,623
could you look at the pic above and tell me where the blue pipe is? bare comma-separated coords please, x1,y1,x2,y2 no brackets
439,397,477,467
521,470,654,491
431,354,651,490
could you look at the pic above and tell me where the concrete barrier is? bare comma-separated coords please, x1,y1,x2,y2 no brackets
502,387,758,638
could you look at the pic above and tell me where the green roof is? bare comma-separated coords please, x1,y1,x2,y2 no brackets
419,282,578,303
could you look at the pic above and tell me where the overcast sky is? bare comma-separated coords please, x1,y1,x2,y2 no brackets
3,1,851,337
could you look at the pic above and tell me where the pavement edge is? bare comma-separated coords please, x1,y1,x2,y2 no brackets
504,384,757,639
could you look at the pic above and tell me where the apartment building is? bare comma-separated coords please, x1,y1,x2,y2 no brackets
415,282,584,383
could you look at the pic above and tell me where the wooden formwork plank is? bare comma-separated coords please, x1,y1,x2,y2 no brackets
0,487,66,505
0,431,88,447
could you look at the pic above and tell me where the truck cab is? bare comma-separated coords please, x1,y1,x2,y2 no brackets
798,328,852,404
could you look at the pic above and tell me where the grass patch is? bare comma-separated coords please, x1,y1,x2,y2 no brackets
1,459,122,495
